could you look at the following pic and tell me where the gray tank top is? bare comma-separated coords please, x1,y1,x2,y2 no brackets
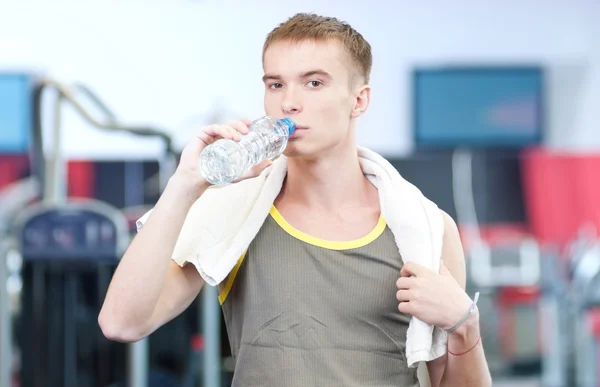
220,206,418,387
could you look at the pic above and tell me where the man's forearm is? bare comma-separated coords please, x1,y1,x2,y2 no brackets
440,310,492,387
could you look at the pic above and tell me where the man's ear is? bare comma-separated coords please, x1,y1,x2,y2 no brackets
351,84,370,118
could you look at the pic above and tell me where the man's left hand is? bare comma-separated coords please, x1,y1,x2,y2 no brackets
395,261,473,330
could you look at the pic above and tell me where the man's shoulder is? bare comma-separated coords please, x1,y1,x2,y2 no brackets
439,210,458,233
439,209,466,287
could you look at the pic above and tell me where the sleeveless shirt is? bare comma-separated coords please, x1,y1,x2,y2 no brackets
220,206,418,386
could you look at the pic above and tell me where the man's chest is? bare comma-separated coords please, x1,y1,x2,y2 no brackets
225,224,412,358
237,215,407,322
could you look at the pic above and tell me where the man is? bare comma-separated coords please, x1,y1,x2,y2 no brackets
99,13,492,386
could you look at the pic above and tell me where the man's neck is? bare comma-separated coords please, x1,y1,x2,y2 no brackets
277,145,378,214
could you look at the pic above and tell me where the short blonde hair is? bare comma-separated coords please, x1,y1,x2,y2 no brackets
263,13,372,84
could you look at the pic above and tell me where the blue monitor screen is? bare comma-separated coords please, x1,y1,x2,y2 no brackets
0,73,32,153
413,67,544,148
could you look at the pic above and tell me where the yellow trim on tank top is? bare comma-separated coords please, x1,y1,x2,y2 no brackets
218,250,247,305
270,205,387,250
218,207,387,304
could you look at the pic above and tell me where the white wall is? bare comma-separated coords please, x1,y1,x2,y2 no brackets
0,0,598,160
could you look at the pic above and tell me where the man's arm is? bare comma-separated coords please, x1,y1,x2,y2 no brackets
98,174,207,342
426,211,492,387
98,119,273,342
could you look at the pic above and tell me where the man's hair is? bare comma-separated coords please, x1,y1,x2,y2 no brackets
263,13,372,84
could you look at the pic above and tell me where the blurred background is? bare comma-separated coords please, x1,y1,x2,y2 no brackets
1,0,599,386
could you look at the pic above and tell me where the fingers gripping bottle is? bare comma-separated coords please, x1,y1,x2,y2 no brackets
199,116,296,185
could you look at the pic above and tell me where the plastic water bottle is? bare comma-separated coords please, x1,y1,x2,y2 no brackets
199,116,296,185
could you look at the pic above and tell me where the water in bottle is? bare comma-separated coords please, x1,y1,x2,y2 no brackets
199,116,296,185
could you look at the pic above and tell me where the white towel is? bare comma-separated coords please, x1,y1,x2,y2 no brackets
136,146,448,367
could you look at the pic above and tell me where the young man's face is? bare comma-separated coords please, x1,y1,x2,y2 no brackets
262,39,368,159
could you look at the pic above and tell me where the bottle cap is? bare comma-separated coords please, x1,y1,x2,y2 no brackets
279,118,296,135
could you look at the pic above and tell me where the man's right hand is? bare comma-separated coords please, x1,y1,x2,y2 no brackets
173,119,274,194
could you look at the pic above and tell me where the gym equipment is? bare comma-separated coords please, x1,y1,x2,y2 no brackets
0,178,40,387
0,76,39,387
4,77,176,387
32,79,177,203
0,73,42,386
452,148,543,375
1,74,233,386
11,76,227,387
452,149,541,289
14,200,130,387
538,247,569,387
570,238,600,387
537,227,600,387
